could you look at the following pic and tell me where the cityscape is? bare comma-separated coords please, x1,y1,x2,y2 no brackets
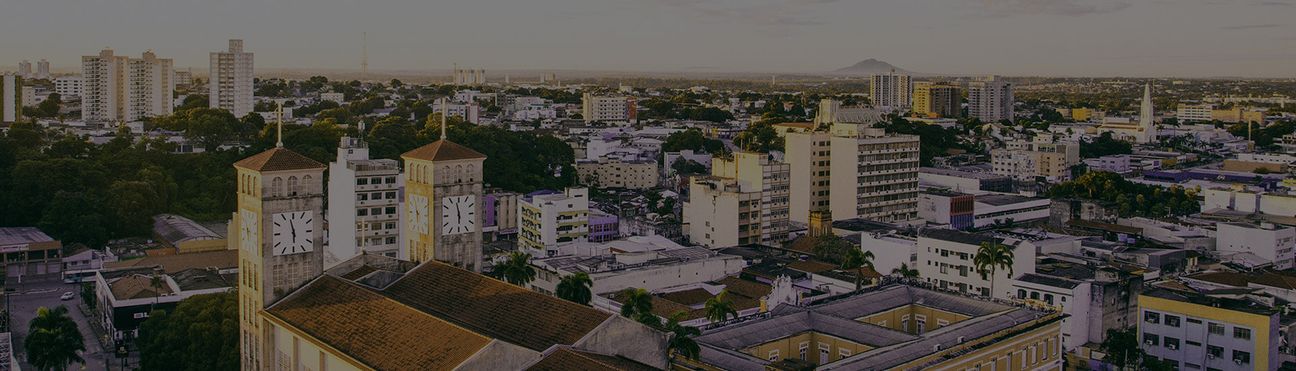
3,2,1296,371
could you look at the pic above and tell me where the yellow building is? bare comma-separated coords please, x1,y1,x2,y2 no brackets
1138,288,1279,370
401,139,487,271
257,256,671,370
233,146,328,371
575,159,658,190
1072,107,1092,122
684,285,1064,370
913,82,960,118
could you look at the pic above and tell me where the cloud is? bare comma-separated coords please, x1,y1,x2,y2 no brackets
968,0,1132,16
649,0,838,30
1221,23,1282,30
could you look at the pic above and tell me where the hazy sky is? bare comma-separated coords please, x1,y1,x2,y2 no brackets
2,0,1293,77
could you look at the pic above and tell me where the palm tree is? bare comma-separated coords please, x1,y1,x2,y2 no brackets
664,311,701,360
620,288,654,320
892,263,919,280
149,272,164,307
703,290,738,323
25,305,86,371
555,272,593,306
497,251,537,286
974,241,1015,298
841,248,875,291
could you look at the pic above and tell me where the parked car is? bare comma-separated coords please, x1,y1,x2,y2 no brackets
60,292,75,301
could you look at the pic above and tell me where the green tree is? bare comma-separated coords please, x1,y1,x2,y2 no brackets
704,290,738,323
555,272,593,306
1097,328,1143,370
34,93,61,118
177,95,209,111
496,252,537,286
974,241,1015,298
1080,132,1133,158
811,235,854,264
365,116,419,160
841,248,875,291
619,288,655,322
892,263,919,280
663,311,702,360
734,122,782,152
39,191,109,248
24,305,86,371
106,180,164,237
137,291,239,371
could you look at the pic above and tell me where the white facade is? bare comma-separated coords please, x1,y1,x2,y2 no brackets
968,76,1014,123
518,188,590,257
1,74,19,123
1216,222,1296,270
433,100,481,124
35,59,50,79
870,71,912,111
81,49,174,123
684,152,790,248
1084,155,1132,174
54,76,83,98
16,61,31,78
990,139,1080,182
319,92,345,104
1012,274,1092,351
784,131,832,224
326,137,405,267
1178,103,1214,122
1202,188,1296,217
857,232,917,278
972,194,1051,228
210,39,255,117
530,235,746,295
581,93,636,124
829,124,921,224
916,229,1035,300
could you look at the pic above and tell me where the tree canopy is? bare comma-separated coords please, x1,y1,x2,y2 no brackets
138,291,239,371
1049,171,1199,217
1079,132,1133,159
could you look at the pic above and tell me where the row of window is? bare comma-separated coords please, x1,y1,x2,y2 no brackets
356,191,398,202
1143,333,1251,364
1143,312,1250,340
356,207,398,217
356,176,398,186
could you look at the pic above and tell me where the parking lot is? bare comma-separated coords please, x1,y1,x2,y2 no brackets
6,276,112,371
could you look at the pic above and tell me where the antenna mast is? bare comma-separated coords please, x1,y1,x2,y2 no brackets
361,32,368,80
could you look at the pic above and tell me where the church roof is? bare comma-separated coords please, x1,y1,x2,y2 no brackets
267,275,492,371
401,139,487,162
381,261,610,351
527,348,660,371
234,147,325,172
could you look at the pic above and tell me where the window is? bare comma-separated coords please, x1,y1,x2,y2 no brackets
1031,292,1040,300
1143,333,1159,346
1144,311,1160,324
799,342,809,360
1186,318,1202,324
1232,350,1250,364
839,349,851,358
357,178,368,185
1044,294,1054,305
1208,322,1224,335
1186,340,1201,347
1234,327,1251,340
357,209,368,216
1206,345,1223,359
1018,289,1027,299
768,349,779,362
1163,337,1179,350
1164,315,1180,328
386,176,397,184
385,207,396,215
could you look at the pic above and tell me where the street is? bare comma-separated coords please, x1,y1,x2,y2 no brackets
7,276,112,371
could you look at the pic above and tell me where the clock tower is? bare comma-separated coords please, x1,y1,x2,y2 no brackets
402,138,486,271
234,146,326,371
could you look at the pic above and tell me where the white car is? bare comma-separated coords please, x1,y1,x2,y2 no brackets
59,292,75,301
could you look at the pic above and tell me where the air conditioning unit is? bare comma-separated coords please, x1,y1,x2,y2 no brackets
1168,345,1177,350
1146,340,1155,345
1235,359,1244,365
1207,354,1216,359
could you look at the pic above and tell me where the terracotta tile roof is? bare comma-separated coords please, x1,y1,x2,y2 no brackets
528,348,660,371
658,288,714,306
104,250,238,274
234,147,326,172
401,139,487,162
109,274,173,300
787,260,839,274
381,261,611,351
267,275,492,371
714,276,772,300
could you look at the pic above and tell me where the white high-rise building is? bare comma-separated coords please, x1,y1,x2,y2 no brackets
870,70,912,111
210,39,254,117
829,123,921,224
684,152,790,248
81,49,174,123
581,93,637,124
326,136,405,266
968,75,1014,123
2,74,22,123
518,187,591,257
17,61,31,78
35,59,50,79
54,76,83,98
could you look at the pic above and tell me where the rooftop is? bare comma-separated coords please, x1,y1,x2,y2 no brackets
152,214,222,245
109,274,174,300
526,348,658,371
919,228,1001,246
234,147,325,172
0,227,55,247
976,194,1044,207
401,139,487,162
1142,286,1277,316
104,250,238,274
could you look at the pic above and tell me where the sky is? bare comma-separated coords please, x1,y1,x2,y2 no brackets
1,0,1293,78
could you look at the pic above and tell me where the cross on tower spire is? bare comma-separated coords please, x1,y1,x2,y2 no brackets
275,101,285,148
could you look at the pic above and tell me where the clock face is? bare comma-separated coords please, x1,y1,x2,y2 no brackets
272,211,314,256
408,194,430,235
239,210,258,252
441,195,476,236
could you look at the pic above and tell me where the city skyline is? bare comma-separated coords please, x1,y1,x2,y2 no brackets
1,0,1293,78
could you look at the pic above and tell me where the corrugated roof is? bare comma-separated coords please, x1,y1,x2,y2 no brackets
109,274,173,300
104,250,238,274
152,214,222,245
381,261,611,351
0,227,55,247
267,275,492,371
234,147,325,172
401,139,487,162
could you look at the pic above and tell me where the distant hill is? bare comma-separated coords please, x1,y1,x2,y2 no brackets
833,59,912,76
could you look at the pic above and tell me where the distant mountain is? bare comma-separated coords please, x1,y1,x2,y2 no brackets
833,59,912,76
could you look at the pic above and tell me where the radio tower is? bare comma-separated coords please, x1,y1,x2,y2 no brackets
361,32,368,80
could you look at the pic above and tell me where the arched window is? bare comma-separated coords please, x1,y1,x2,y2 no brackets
455,165,464,183
302,175,313,194
271,177,284,197
443,166,452,182
287,176,299,196
467,165,475,182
